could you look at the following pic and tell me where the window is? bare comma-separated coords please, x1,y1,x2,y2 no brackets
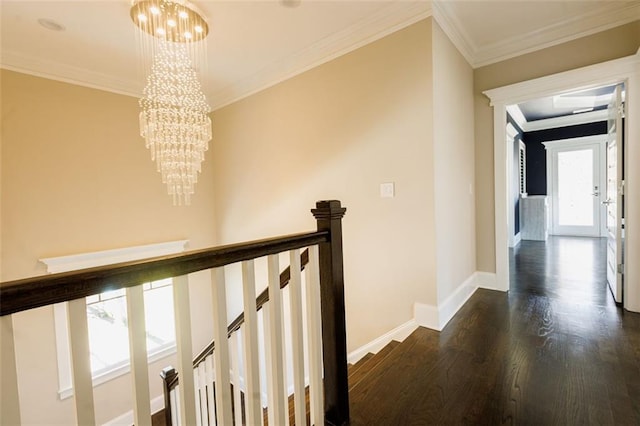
41,240,187,399
86,279,175,377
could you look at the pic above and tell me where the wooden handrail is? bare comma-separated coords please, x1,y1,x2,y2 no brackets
0,231,327,316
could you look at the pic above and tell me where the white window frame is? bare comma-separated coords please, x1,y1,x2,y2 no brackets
41,240,188,400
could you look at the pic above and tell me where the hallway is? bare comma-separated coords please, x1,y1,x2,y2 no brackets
349,236,640,424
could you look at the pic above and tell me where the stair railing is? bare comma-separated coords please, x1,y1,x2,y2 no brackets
0,200,349,426
160,248,310,425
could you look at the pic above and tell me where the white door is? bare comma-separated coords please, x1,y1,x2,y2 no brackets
605,85,624,303
549,142,603,237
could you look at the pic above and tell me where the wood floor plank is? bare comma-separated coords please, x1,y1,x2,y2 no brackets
349,236,640,425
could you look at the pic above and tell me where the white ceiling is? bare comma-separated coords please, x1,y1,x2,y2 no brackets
1,1,638,110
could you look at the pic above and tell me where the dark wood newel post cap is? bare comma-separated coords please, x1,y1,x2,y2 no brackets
311,200,347,220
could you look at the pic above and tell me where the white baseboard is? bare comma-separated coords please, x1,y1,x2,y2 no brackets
474,271,498,291
415,273,477,331
514,232,522,246
414,301,440,331
347,319,418,364
437,274,478,330
415,271,500,331
102,394,165,426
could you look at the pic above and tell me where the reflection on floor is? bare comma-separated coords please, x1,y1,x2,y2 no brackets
510,236,612,306
349,235,640,424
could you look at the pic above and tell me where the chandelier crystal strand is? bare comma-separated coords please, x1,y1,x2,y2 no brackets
131,0,211,206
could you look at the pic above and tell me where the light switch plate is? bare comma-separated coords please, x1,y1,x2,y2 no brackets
380,182,395,198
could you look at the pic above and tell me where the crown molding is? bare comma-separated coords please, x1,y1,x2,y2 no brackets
208,1,432,110
0,50,142,98
473,2,640,68
431,1,475,67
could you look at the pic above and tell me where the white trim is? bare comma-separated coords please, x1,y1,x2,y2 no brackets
484,54,639,105
102,394,165,426
541,134,607,149
414,302,439,331
473,2,640,68
485,50,640,312
41,240,189,273
506,123,518,248
513,232,522,247
432,1,639,69
41,240,188,400
347,320,418,365
474,272,499,291
506,104,527,131
209,2,432,110
431,1,474,66
415,272,496,331
543,136,608,237
0,51,141,100
58,345,176,400
521,109,609,132
436,274,478,330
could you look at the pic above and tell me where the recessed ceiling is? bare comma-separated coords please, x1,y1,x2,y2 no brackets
1,1,638,110
519,84,618,122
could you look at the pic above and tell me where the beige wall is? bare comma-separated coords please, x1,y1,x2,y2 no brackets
474,21,640,272
1,70,216,424
432,22,476,304
211,20,436,351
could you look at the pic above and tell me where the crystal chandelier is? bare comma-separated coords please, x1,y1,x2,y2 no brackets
130,0,212,205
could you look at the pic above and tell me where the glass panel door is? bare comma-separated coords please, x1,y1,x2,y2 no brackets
550,142,603,237
557,148,594,227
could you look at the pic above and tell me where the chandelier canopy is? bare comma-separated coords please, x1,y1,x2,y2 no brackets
131,0,212,206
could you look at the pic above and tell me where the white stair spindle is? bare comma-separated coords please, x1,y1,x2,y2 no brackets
211,267,233,425
1,315,21,425
205,355,216,425
126,285,152,426
266,254,287,425
230,330,244,426
173,274,197,426
305,246,324,426
241,260,262,425
194,368,203,426
289,249,306,426
67,298,96,425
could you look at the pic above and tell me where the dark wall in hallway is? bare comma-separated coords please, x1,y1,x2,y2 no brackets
522,121,607,195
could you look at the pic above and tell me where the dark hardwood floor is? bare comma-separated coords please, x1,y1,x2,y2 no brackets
350,236,640,425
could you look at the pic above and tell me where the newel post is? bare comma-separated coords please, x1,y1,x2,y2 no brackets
311,200,349,426
160,366,177,426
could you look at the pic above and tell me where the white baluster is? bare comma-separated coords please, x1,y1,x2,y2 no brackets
126,285,152,426
241,260,262,425
205,355,216,425
1,315,21,425
211,267,232,425
289,249,306,426
67,298,96,425
194,368,203,426
265,254,287,425
173,274,197,426
229,330,244,426
172,385,180,426
305,246,324,426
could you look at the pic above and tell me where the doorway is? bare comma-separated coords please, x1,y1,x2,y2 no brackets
483,51,639,311
545,137,607,237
